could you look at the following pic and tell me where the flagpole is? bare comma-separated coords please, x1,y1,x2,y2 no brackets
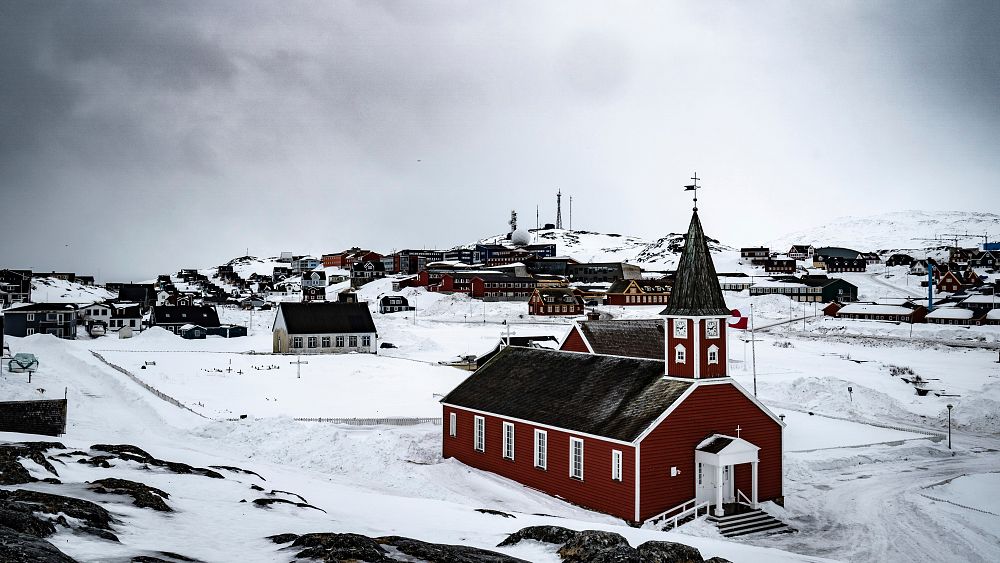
750,303,757,396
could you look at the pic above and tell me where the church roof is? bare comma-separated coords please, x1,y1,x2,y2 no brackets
660,210,729,317
575,319,665,360
442,347,692,443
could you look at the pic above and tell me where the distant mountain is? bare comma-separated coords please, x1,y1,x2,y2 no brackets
768,211,1000,254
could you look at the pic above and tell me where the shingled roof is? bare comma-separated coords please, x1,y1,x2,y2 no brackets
442,347,692,442
277,302,376,334
660,210,729,316
575,319,664,360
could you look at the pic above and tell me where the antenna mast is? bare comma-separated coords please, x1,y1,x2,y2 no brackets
556,189,563,229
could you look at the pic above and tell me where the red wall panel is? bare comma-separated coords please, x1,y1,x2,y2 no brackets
637,382,782,521
443,407,636,521
559,327,590,353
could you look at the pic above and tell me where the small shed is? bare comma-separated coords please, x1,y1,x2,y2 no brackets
178,324,207,339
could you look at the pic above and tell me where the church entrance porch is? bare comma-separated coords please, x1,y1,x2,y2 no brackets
695,434,760,517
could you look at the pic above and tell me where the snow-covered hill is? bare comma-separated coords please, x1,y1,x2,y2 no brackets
29,277,115,304
768,211,1000,254
477,228,734,270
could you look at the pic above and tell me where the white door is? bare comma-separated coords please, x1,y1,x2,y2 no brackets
695,462,716,504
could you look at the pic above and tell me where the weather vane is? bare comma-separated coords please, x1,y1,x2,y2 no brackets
684,172,701,210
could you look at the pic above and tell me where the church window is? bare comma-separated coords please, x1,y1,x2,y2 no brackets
675,344,686,364
708,345,719,365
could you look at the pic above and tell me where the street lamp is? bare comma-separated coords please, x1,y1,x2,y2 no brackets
946,404,953,450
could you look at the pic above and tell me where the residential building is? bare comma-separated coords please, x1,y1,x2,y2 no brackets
527,288,584,316
604,279,671,306
787,245,814,260
379,295,414,314
2,303,78,339
149,305,221,334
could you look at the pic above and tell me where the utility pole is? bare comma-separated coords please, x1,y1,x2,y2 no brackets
569,196,573,231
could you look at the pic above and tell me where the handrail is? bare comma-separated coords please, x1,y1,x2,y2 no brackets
646,498,711,530
737,489,753,506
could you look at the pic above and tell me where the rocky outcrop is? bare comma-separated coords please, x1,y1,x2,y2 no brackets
90,444,224,479
271,532,530,563
499,526,708,563
0,489,115,532
285,532,390,562
0,527,78,563
496,525,578,547
557,530,632,563
636,540,705,563
0,442,64,485
475,508,516,518
88,478,172,512
209,465,265,480
251,498,326,512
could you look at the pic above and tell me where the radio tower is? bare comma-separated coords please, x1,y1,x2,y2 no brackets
556,189,563,229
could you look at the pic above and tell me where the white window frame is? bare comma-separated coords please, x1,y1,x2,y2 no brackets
705,318,720,339
675,343,686,364
697,462,703,485
534,429,547,469
474,415,485,452
708,344,720,365
673,319,687,338
612,449,623,482
502,421,514,460
569,437,584,480
449,412,456,437
292,336,303,348
26,328,35,336
27,313,35,322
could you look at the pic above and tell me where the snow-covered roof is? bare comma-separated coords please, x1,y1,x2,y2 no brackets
926,308,974,320
838,304,915,315
987,309,1000,320
961,295,999,304
751,279,807,289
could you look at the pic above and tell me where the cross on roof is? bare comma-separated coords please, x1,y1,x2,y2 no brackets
735,424,742,438
684,172,701,210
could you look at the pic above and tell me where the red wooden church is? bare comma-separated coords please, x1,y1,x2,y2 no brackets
441,206,785,528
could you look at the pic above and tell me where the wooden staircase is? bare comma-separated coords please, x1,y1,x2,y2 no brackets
706,506,795,537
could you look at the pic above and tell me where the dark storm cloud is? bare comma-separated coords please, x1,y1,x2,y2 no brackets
0,1,997,281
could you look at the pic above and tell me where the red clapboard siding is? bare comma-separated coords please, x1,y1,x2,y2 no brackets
442,407,635,521
700,322,728,378
665,319,694,377
560,327,590,353
638,382,782,520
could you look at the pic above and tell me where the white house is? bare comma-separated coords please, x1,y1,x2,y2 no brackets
272,302,377,354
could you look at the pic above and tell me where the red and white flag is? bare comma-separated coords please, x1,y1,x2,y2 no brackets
728,308,748,330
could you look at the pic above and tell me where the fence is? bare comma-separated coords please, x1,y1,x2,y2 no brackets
230,416,441,426
90,351,211,420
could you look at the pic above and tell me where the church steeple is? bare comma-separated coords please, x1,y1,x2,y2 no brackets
661,177,730,379
661,209,729,317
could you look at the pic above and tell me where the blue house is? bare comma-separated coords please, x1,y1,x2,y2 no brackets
2,303,78,339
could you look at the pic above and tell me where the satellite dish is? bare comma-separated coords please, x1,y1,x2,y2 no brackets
511,229,531,246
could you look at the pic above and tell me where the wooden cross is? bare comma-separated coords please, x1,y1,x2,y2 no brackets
684,172,701,210
290,355,309,379
236,369,244,376
735,425,742,438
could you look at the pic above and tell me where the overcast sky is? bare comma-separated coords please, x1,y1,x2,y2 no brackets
2,1,998,281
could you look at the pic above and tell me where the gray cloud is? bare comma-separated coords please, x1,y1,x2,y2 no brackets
0,0,997,281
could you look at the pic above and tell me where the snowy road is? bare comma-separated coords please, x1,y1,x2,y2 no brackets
756,437,1000,563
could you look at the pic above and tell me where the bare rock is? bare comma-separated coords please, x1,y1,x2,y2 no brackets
379,535,530,562
557,530,631,563
251,498,326,512
290,532,390,562
88,478,172,512
90,444,223,479
496,525,578,547
636,540,704,563
0,527,78,562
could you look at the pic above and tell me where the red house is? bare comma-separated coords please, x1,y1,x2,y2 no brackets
442,208,785,528
528,287,584,316
604,279,671,306
937,271,963,293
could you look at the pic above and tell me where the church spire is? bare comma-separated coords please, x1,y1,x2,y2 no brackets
661,193,728,317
